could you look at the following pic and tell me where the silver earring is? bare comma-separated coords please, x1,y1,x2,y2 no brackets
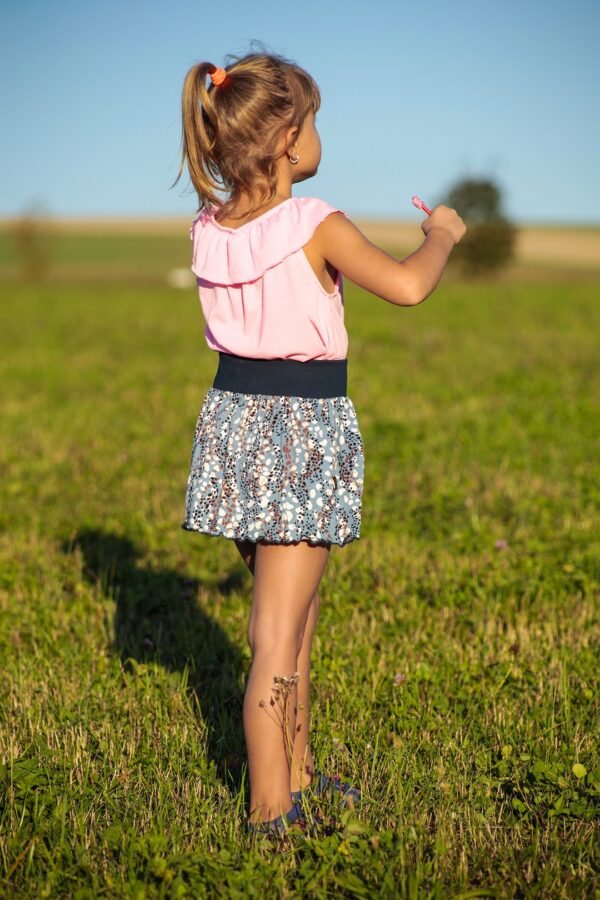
289,153,300,165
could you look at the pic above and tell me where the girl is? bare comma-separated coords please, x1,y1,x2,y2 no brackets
173,50,465,837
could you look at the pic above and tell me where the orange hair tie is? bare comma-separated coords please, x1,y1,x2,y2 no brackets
209,65,230,87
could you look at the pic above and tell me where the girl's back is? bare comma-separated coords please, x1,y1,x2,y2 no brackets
189,195,351,362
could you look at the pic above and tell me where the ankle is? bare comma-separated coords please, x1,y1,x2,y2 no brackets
290,757,315,792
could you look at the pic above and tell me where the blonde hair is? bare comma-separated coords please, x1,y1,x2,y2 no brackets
171,47,321,222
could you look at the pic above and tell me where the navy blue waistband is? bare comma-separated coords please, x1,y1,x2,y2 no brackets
212,351,348,398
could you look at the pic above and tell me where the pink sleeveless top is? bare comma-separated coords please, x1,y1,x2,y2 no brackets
189,196,349,362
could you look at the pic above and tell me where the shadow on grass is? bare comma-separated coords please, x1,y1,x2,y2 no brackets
60,527,248,793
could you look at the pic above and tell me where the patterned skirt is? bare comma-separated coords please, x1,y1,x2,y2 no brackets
180,352,365,547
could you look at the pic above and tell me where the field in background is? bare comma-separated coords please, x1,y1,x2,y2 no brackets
0,216,599,285
0,230,598,895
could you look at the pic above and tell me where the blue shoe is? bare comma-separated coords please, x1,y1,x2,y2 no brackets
246,801,306,836
291,769,361,808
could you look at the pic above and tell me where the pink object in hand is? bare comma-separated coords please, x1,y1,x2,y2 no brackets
412,195,432,215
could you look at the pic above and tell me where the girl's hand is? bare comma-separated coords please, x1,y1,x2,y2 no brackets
421,205,467,245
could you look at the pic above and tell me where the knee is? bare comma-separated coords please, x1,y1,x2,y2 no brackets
247,619,305,659
247,592,320,657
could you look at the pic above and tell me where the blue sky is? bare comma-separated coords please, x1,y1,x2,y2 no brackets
1,0,598,225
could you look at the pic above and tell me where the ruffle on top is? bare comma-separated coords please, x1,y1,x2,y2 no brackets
189,196,349,286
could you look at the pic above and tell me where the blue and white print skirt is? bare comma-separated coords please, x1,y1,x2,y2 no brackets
181,352,365,547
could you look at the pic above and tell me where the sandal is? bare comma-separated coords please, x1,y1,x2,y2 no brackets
291,769,361,808
246,801,307,836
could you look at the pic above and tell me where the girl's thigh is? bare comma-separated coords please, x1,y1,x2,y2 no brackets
248,540,331,651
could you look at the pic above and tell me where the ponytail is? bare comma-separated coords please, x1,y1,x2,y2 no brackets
171,62,224,213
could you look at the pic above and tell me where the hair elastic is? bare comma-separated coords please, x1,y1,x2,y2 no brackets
209,65,230,88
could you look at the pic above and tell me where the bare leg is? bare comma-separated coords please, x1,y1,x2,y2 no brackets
245,540,330,824
289,591,320,791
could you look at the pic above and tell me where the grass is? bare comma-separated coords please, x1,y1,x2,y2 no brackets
0,247,598,897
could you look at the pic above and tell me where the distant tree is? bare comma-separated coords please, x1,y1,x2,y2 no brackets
443,177,517,276
11,204,52,282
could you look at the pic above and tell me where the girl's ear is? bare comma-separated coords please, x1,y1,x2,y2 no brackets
284,124,299,151
276,123,299,159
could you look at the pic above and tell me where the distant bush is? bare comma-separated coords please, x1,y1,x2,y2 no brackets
443,177,517,276
10,210,52,282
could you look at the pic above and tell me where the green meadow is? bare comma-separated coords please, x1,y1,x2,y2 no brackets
0,229,598,898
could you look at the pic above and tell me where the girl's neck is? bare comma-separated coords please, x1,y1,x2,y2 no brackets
236,190,292,211
215,190,293,225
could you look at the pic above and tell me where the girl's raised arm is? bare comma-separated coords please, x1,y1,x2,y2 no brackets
313,206,465,307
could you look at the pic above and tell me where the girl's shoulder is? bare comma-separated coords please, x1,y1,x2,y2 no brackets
189,196,349,285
